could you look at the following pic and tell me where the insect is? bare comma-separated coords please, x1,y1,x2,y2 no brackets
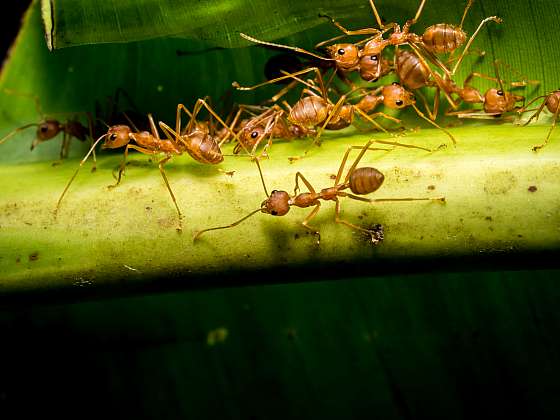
328,0,500,76
0,89,95,167
443,61,530,119
239,29,391,87
55,98,240,231
232,105,309,158
234,67,421,156
194,139,445,244
517,90,560,151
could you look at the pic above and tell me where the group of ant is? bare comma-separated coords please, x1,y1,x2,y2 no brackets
2,0,559,244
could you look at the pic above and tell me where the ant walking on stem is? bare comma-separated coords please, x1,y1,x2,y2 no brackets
194,140,445,244
55,98,242,232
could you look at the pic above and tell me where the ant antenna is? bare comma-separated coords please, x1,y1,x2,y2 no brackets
122,112,140,132
493,59,506,94
96,118,110,129
55,133,108,215
254,158,269,197
240,33,334,62
459,0,474,29
193,207,264,241
0,123,39,145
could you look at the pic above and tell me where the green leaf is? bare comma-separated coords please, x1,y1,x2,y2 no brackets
1,0,560,298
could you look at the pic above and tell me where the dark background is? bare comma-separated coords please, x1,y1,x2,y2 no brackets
1,3,560,420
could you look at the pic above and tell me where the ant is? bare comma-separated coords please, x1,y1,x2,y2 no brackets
321,0,501,107
234,67,443,159
517,90,560,151
194,139,445,244
0,89,95,167
55,98,242,231
442,60,531,120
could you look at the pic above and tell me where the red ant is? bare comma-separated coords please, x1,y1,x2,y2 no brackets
517,90,560,151
194,139,444,244
55,98,242,231
0,89,95,167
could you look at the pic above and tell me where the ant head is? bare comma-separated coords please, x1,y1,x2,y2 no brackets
240,124,266,149
102,125,132,149
382,83,415,109
261,190,290,216
483,88,520,114
31,120,61,150
326,44,359,70
359,54,381,82
35,120,60,141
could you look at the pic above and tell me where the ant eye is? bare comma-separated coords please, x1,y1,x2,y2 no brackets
110,134,117,140
497,90,504,96
271,210,278,216
392,82,400,86
395,100,404,106
251,131,259,139
40,125,48,132
337,48,345,55
371,55,378,61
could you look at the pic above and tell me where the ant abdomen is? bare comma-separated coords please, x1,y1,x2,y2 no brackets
349,167,384,195
546,92,560,113
396,50,430,90
183,131,223,164
289,96,329,127
422,24,466,54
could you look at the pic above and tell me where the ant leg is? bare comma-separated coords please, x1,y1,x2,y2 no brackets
52,132,68,166
268,80,299,103
521,99,548,126
342,140,375,184
109,144,157,188
193,208,263,241
368,0,398,30
353,107,390,133
158,121,177,141
419,87,440,121
0,123,38,145
193,98,243,145
234,67,327,99
157,155,183,230
451,16,502,76
408,42,457,108
318,13,382,37
533,102,560,152
293,171,316,196
240,33,333,62
459,0,475,29
333,198,383,244
301,203,322,245
343,192,445,204
402,0,427,30
55,133,108,215
372,139,432,152
147,113,161,140
411,103,457,146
